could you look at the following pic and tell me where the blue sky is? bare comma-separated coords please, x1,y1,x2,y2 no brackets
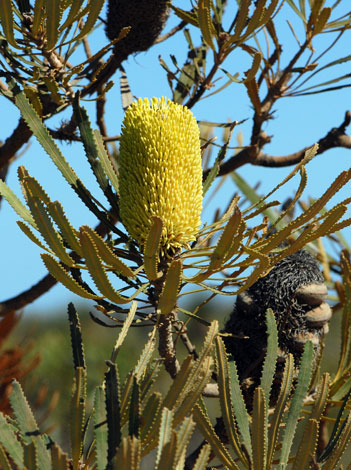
0,1,350,315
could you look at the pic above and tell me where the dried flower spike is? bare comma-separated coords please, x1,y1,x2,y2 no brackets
118,97,203,255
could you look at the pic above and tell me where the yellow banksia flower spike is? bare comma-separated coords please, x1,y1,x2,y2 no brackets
118,97,203,255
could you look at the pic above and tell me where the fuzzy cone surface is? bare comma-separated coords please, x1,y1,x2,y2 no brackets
224,251,325,371
118,97,203,254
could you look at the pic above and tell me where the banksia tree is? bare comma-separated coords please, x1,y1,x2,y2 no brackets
1,1,351,469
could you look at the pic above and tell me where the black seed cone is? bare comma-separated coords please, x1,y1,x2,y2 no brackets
223,250,328,406
106,0,170,60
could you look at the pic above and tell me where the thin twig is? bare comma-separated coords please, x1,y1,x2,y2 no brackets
203,110,351,179
0,118,32,172
154,20,187,44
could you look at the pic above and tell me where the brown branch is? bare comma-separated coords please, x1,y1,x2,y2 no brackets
154,20,186,44
96,88,108,138
0,214,118,317
203,111,351,179
0,118,32,172
158,311,180,378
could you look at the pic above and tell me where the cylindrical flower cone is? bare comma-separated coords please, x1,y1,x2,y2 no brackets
118,97,203,256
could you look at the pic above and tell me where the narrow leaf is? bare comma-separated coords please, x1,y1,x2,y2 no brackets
94,386,108,470
23,442,38,470
144,216,163,281
9,381,51,470
157,260,183,315
110,301,137,362
0,413,24,469
50,444,69,470
0,0,17,47
260,309,278,406
41,253,102,299
67,302,85,370
44,0,62,50
156,408,173,468
193,403,239,469
81,225,135,278
105,361,121,466
252,387,267,470
279,342,314,469
0,179,35,227
80,229,132,304
71,367,87,470
216,337,250,463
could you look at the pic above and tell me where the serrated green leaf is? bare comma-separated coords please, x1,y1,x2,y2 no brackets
9,381,51,470
93,386,108,470
197,0,216,50
209,206,242,271
32,0,45,35
10,81,112,226
41,252,102,299
81,225,135,278
322,412,351,469
279,342,314,469
245,51,262,81
24,442,38,470
292,418,319,469
157,260,182,315
0,179,35,227
110,301,137,362
50,443,69,470
58,0,83,32
71,367,86,470
44,0,62,50
174,356,213,425
313,7,332,35
144,216,164,281
267,354,294,467
155,408,173,468
162,355,194,411
43,76,64,105
0,413,24,470
140,392,162,443
228,359,252,457
170,5,199,26
71,0,104,42
231,0,250,41
215,336,250,464
73,95,116,208
18,166,51,204
113,436,140,470
260,309,278,406
24,192,75,266
105,362,121,466
244,0,267,36
46,201,82,255
67,302,85,369
129,377,140,438
319,386,351,462
174,416,196,469
193,402,239,469
252,387,267,470
193,443,211,470
203,122,236,196
286,0,306,21
0,0,17,47
17,220,49,251
0,444,12,470
93,130,119,195
80,229,132,304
